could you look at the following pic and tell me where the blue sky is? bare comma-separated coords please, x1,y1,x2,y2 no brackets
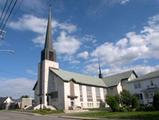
0,0,159,98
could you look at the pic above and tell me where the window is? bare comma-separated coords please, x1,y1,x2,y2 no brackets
87,86,93,101
103,88,107,98
135,93,143,100
70,81,75,96
79,85,83,101
151,81,154,86
50,91,58,99
134,82,141,89
145,92,154,99
96,87,101,101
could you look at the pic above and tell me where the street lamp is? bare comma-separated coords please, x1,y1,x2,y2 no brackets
0,49,15,54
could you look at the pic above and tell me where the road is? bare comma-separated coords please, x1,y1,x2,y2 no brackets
0,111,72,120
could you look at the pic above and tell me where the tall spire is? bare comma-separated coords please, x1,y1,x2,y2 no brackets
44,7,53,50
98,57,103,78
41,7,56,62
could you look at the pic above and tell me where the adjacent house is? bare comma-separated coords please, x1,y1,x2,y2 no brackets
103,70,137,96
0,97,14,110
127,70,159,105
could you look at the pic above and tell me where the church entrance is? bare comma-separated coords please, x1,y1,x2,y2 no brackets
68,80,77,110
70,99,74,107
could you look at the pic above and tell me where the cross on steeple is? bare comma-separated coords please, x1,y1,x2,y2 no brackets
41,7,56,62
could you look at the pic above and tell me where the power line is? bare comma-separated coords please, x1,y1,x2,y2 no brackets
10,0,23,20
0,0,8,24
0,0,14,31
0,0,18,40
0,0,18,34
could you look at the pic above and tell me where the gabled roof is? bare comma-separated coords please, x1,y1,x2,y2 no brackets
102,70,136,87
50,68,106,87
129,70,159,83
0,97,8,104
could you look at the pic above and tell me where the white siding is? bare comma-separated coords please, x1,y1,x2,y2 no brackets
127,77,159,104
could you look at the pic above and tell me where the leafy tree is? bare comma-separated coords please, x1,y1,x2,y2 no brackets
114,95,120,104
153,92,159,110
120,90,132,106
131,96,139,109
106,95,119,112
21,95,29,98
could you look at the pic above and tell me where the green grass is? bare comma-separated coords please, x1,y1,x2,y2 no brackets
32,109,63,115
69,111,159,120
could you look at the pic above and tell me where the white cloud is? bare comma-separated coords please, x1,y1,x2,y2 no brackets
91,14,159,66
85,62,159,77
0,78,35,98
77,51,89,59
84,14,159,76
120,0,130,5
9,14,79,54
9,15,47,34
55,31,81,55
104,65,159,76
57,23,77,33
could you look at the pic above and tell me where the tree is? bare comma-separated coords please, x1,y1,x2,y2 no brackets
21,95,29,98
120,90,132,106
153,92,159,110
106,95,119,112
131,96,139,109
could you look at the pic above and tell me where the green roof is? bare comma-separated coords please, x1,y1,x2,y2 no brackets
102,70,136,87
50,68,106,87
129,70,159,82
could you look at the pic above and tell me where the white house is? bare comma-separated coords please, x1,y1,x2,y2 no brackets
0,97,14,110
127,70,159,105
102,70,137,96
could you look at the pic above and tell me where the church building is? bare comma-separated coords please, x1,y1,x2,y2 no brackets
33,9,159,111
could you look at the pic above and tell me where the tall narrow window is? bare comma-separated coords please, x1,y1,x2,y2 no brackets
87,86,93,101
70,81,75,96
103,88,107,99
79,85,83,101
96,87,101,101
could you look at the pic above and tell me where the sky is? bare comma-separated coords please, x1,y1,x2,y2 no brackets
0,0,159,98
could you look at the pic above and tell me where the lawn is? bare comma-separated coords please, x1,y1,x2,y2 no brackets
69,111,159,120
32,109,64,115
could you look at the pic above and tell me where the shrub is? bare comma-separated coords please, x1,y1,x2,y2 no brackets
119,106,131,112
120,90,132,106
106,96,119,112
153,92,159,110
131,96,139,109
136,105,155,111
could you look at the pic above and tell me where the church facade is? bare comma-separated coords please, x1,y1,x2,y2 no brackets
33,10,159,110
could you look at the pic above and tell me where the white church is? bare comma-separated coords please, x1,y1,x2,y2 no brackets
33,9,159,110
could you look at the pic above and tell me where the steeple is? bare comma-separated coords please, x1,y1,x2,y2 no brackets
98,58,103,78
44,7,53,50
41,7,56,62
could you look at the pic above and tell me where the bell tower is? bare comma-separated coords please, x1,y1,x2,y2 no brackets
37,7,59,108
41,7,56,62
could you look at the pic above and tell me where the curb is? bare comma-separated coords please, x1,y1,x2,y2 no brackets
9,111,42,116
59,115,99,120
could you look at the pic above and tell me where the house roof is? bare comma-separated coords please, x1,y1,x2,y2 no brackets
0,97,7,104
102,70,136,87
50,68,106,87
129,70,159,83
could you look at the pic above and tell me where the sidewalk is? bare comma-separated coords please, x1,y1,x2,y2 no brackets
59,115,99,120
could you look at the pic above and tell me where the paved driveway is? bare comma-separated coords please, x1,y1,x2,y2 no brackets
0,111,71,120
